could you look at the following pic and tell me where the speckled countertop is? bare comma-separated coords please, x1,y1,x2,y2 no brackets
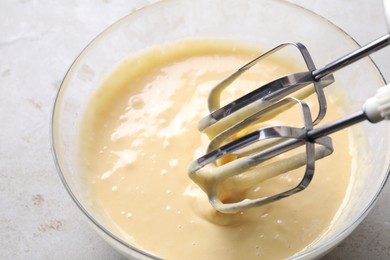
1,0,389,259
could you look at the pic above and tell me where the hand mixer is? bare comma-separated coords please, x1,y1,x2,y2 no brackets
188,2,390,214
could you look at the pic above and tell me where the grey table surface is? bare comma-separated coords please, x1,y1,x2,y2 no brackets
1,0,389,259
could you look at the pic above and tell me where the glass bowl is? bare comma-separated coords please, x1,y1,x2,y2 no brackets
51,0,390,259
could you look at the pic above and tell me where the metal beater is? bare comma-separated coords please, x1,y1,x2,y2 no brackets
188,2,390,213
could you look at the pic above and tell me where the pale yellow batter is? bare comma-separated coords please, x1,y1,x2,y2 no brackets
79,39,352,259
